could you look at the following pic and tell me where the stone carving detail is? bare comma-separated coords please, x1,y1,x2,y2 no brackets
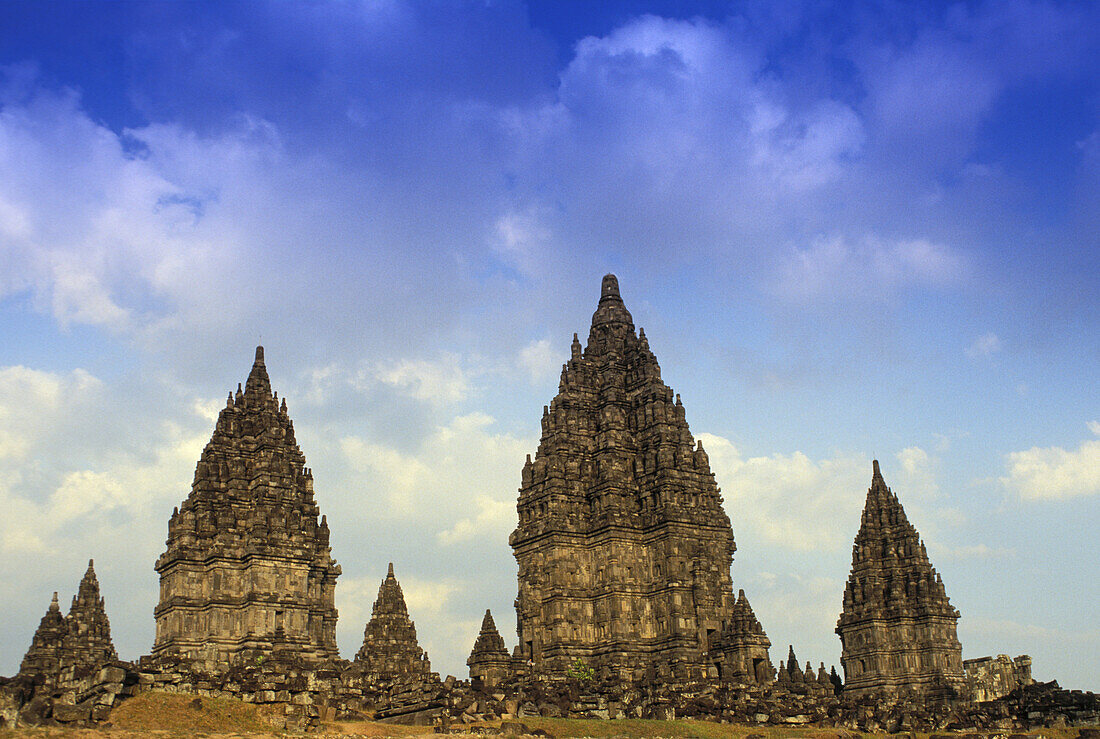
467,609,511,689
836,460,964,696
152,346,341,667
354,563,432,680
19,560,117,685
510,274,766,679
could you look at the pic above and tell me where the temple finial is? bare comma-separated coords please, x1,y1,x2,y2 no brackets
255,345,265,363
387,562,395,578
601,273,620,301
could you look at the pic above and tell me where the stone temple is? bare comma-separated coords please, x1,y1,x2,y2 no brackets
354,563,433,681
152,347,341,667
836,461,964,696
509,274,771,681
19,560,117,687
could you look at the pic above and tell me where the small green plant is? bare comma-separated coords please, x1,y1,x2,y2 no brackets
255,653,265,665
566,658,595,683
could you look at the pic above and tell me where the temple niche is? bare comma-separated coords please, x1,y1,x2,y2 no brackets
152,347,341,668
836,461,965,697
509,274,770,681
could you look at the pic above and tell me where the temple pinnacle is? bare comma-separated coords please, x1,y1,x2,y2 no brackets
600,273,621,301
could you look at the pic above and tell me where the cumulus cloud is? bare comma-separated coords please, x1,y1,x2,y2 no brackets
375,354,472,404
1001,422,1100,500
517,338,559,384
967,332,1002,358
774,235,966,303
339,412,530,529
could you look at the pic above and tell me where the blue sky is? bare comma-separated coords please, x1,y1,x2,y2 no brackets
0,0,1097,689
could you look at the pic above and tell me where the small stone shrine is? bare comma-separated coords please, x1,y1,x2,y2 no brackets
354,563,432,680
836,460,965,696
152,347,341,668
467,609,512,689
709,588,773,682
510,274,768,680
19,560,117,686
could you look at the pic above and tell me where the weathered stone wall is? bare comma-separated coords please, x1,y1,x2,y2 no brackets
965,654,1034,702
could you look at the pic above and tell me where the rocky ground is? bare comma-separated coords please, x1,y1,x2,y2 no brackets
0,692,1097,739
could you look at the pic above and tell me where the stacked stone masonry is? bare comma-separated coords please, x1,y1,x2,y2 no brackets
354,563,434,682
509,274,769,681
965,654,1034,702
18,560,117,690
467,610,512,689
152,346,341,668
836,460,965,697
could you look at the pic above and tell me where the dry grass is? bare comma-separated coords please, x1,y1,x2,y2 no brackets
1,699,1095,738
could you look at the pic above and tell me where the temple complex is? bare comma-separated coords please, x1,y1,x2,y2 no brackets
509,274,768,680
152,347,341,668
354,564,432,680
836,461,964,696
466,610,512,689
19,560,117,686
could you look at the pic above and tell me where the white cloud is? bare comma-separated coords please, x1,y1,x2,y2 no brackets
375,354,471,404
493,209,551,276
699,433,868,552
340,412,530,531
438,495,514,545
967,332,1001,358
775,235,966,302
517,338,559,385
1001,423,1100,500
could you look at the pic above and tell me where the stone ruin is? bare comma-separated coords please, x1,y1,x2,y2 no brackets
152,346,340,669
19,560,117,690
2,274,1097,733
965,654,1034,702
467,610,511,690
836,460,965,698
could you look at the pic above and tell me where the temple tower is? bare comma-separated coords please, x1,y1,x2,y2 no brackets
354,563,432,680
836,460,964,696
63,560,118,672
710,589,772,682
510,274,759,680
467,609,512,689
19,593,66,683
19,560,118,685
153,347,341,667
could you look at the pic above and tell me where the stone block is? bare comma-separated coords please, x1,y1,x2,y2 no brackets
53,703,92,723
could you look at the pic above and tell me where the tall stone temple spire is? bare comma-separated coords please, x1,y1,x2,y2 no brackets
153,346,341,667
355,563,432,680
64,559,118,670
836,460,964,696
19,593,67,681
510,274,766,680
